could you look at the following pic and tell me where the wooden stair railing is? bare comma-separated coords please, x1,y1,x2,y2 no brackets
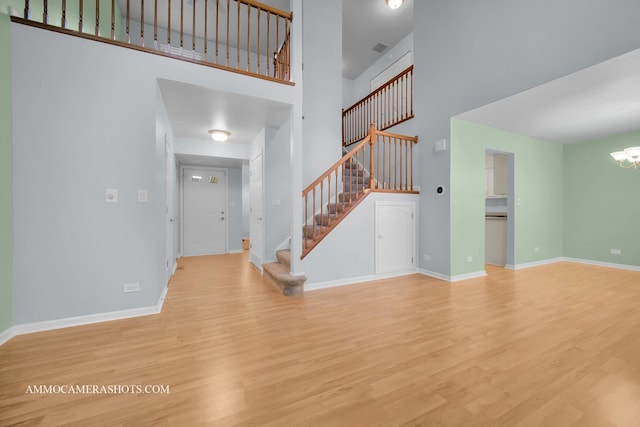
302,124,418,259
342,65,413,146
12,0,294,85
273,30,290,81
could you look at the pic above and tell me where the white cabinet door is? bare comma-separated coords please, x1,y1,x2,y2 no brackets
375,202,415,274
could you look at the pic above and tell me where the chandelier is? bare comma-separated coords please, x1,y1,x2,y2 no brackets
610,147,640,169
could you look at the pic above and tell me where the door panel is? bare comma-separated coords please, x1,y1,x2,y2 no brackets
375,202,415,274
249,153,264,269
183,168,227,256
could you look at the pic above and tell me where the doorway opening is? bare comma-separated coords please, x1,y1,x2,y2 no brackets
484,150,515,271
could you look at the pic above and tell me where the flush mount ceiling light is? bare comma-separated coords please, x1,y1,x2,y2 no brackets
385,0,404,9
208,129,231,142
610,147,640,169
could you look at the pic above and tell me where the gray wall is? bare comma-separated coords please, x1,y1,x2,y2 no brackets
0,13,13,335
12,27,165,323
413,0,640,276
301,0,343,187
264,121,291,261
10,23,297,324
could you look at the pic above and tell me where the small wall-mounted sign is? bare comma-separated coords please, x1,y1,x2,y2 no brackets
209,176,219,184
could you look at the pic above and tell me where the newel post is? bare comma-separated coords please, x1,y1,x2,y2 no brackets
368,123,376,190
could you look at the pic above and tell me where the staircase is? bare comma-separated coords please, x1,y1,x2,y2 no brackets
302,125,419,260
262,250,306,296
303,157,370,245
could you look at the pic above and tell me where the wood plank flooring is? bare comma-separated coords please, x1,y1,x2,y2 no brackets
1,254,640,426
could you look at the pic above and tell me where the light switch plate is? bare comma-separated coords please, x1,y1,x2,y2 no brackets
138,190,148,203
105,188,118,203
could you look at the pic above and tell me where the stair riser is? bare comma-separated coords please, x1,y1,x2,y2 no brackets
276,251,291,268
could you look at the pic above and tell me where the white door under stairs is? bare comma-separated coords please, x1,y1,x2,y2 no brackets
375,201,416,274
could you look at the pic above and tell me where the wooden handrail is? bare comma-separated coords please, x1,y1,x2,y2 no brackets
342,65,413,146
302,125,418,259
15,0,294,85
345,65,413,114
302,136,371,197
239,0,292,20
274,30,291,83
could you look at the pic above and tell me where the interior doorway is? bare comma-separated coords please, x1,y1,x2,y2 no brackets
181,166,228,256
484,150,515,270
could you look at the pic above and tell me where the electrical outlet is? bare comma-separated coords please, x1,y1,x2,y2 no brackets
610,249,622,255
423,254,431,261
467,256,473,263
123,282,140,293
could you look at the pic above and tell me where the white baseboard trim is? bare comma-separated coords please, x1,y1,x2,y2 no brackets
417,269,450,282
0,327,16,346
450,271,487,282
0,284,169,347
563,257,640,272
305,270,419,292
227,249,244,254
505,257,565,270
418,269,487,282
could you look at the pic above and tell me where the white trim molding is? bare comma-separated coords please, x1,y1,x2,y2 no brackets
306,270,419,292
419,269,487,283
505,257,565,270
0,285,169,347
562,257,640,272
417,269,450,282
450,271,487,282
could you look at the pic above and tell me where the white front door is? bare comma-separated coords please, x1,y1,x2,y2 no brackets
249,152,264,269
375,201,416,274
182,167,228,256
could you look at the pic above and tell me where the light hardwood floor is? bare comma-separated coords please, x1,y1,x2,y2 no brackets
1,254,640,426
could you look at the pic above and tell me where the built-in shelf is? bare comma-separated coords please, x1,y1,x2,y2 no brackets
486,195,508,199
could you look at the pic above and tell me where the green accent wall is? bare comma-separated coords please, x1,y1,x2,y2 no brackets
0,0,124,41
0,12,14,334
564,130,640,266
450,119,564,276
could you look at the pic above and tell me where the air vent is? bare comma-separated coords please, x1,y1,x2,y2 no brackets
372,43,388,53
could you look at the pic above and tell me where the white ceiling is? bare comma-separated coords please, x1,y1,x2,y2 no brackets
158,78,290,144
342,0,414,79
456,49,640,144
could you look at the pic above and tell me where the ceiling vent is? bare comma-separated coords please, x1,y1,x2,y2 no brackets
372,43,388,53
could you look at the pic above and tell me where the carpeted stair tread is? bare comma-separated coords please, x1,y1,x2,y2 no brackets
275,249,291,268
303,224,329,239
327,203,351,214
339,192,362,202
343,169,364,177
262,262,306,296
315,213,339,226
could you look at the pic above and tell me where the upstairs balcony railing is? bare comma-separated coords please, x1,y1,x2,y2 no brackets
11,0,293,84
342,65,413,146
